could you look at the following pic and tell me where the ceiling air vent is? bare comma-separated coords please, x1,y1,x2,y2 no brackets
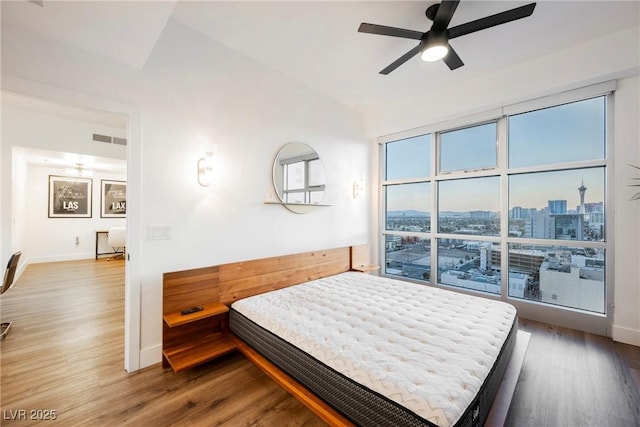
93,133,127,146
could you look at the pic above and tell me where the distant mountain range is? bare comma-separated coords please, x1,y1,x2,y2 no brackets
387,210,430,217
388,210,497,217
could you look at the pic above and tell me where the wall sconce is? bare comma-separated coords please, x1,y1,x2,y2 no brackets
353,176,365,199
197,152,215,187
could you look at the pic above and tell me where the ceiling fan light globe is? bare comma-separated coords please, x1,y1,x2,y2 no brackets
421,45,448,62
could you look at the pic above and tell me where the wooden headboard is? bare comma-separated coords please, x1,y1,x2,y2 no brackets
218,245,352,304
163,245,366,310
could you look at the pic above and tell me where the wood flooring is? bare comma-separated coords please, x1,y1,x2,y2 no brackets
507,318,640,427
1,259,639,426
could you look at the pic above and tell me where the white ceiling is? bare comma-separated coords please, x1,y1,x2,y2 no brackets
4,1,637,171
2,91,127,129
3,91,128,174
171,0,639,116
2,0,176,70
13,146,127,175
2,0,638,118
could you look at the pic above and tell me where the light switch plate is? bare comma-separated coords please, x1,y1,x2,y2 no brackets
148,225,171,240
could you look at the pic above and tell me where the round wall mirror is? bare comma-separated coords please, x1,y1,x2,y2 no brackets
272,142,326,213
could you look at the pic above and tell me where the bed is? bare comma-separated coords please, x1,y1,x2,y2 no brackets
229,270,518,427
162,245,525,426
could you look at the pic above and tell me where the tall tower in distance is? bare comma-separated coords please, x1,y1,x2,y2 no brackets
578,180,587,214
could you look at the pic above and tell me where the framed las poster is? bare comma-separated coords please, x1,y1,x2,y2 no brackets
48,176,93,218
101,179,126,218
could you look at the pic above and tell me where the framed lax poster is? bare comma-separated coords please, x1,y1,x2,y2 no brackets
101,179,126,218
48,176,93,218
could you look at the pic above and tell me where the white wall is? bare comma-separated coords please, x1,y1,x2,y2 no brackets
612,76,640,346
10,152,28,265
21,164,126,263
1,18,371,368
135,21,370,365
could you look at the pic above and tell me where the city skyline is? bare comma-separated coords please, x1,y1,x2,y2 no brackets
386,172,604,214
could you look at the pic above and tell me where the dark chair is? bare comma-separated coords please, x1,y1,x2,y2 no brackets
1,251,21,339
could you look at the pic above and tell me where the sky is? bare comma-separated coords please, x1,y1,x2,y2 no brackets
385,96,606,213
508,97,605,168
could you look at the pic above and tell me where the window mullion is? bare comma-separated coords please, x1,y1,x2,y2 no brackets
431,133,438,285
378,143,386,271
605,92,615,332
498,116,509,300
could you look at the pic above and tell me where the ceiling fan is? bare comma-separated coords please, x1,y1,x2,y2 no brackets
358,0,536,74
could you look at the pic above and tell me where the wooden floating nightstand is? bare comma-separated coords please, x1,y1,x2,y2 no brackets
163,302,229,327
162,302,237,373
162,267,237,373
351,264,380,273
349,245,378,273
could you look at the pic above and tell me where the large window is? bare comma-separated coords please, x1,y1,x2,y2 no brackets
508,97,605,168
437,239,500,295
440,122,497,172
385,235,430,281
509,168,605,242
507,243,605,313
438,176,500,236
386,183,430,232
385,134,430,180
380,89,610,317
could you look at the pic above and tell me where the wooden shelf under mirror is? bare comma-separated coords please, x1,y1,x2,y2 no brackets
264,201,331,207
264,200,331,214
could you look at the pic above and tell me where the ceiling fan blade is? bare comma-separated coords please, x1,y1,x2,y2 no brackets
358,23,424,40
448,3,536,39
431,0,460,33
380,44,423,75
443,44,464,70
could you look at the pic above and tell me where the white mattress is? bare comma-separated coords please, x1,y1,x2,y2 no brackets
231,271,517,427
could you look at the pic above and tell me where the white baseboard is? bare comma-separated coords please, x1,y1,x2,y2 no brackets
139,344,162,369
15,260,28,283
612,324,640,347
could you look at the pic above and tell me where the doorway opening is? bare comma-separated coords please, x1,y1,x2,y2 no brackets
3,90,138,371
